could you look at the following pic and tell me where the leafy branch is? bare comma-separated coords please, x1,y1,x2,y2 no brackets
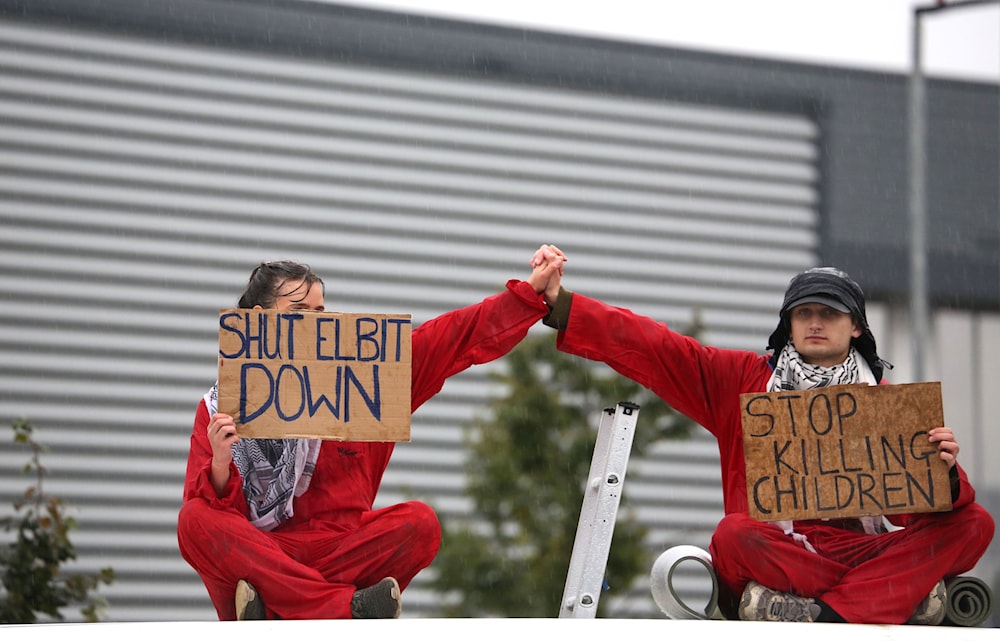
0,418,115,623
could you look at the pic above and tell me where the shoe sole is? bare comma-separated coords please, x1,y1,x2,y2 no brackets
236,580,264,621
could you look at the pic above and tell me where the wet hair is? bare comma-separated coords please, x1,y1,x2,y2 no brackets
236,260,324,309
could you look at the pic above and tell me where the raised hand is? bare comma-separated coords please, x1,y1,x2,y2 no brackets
526,244,567,303
530,244,567,274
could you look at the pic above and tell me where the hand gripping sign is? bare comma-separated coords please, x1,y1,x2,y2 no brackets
741,382,951,522
217,308,412,441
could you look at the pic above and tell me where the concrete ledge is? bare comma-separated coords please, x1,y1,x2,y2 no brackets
2,618,998,639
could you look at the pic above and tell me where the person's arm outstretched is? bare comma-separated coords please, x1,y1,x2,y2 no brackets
409,245,566,412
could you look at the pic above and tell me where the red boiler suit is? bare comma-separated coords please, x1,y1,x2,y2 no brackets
553,292,994,623
178,279,550,620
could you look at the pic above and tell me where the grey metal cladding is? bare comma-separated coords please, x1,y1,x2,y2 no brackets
0,13,816,620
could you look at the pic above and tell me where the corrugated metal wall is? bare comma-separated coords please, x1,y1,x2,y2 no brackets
0,17,819,620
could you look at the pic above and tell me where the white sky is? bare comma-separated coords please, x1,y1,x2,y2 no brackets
332,0,1000,83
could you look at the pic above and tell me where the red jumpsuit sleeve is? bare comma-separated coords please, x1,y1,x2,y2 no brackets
182,398,250,516
949,463,978,508
410,279,548,412
555,292,768,433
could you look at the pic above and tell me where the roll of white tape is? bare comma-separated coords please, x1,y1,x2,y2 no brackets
650,545,720,619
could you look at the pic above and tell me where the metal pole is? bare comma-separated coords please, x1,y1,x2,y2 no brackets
908,8,928,383
908,0,1000,383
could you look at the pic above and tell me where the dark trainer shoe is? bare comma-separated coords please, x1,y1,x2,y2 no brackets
236,579,266,621
351,577,401,619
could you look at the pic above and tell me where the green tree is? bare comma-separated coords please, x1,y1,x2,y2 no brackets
429,326,698,617
0,418,115,623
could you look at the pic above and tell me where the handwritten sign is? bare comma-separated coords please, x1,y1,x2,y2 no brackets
741,382,951,522
217,309,412,441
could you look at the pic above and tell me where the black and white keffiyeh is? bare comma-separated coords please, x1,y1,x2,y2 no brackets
768,343,874,392
766,343,882,548
204,384,320,531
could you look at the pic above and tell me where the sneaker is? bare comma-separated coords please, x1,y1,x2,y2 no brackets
739,581,821,622
236,579,266,621
351,577,401,619
907,580,946,625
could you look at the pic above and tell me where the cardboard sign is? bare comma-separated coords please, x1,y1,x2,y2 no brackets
217,309,412,441
741,382,951,522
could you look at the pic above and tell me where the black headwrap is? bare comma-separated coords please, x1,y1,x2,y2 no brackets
767,267,892,382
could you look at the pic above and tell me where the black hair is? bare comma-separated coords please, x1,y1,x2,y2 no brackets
236,260,324,309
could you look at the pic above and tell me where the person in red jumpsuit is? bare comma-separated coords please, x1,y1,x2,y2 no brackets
536,257,994,625
178,245,566,620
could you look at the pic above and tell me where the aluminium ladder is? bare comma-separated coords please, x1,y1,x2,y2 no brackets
558,401,640,618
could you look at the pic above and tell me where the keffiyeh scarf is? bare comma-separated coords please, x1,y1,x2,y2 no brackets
766,344,882,551
768,342,871,392
204,384,320,531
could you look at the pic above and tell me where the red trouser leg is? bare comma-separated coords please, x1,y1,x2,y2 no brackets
283,500,441,592
710,513,828,618
816,503,994,623
177,498,440,619
710,503,994,624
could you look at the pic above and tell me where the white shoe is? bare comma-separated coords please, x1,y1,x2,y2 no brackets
738,581,820,622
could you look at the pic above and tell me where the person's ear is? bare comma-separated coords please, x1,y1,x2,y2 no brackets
851,320,863,339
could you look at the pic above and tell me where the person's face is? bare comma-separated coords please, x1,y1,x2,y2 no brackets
788,303,862,367
256,278,325,312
